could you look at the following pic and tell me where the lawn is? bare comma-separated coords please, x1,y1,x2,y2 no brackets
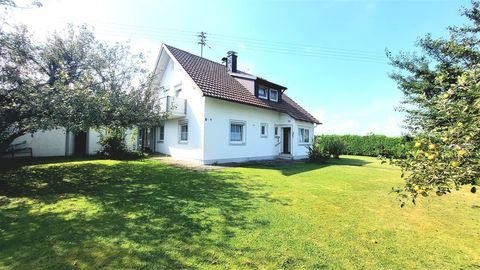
0,156,478,269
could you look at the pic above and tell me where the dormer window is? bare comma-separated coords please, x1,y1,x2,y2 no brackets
258,86,268,99
269,89,279,102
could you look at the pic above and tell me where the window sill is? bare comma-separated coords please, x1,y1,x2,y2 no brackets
258,96,268,100
229,141,246,145
178,140,188,144
157,140,164,143
261,135,267,138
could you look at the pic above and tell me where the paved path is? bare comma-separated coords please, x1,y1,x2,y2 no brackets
149,155,226,171
150,154,303,171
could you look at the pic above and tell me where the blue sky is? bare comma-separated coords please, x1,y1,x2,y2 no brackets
9,0,471,135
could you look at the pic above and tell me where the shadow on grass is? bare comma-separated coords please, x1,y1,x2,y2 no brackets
0,155,106,171
0,160,263,269
326,157,372,167
238,156,372,176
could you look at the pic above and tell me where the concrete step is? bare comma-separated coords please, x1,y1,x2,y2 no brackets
277,154,293,160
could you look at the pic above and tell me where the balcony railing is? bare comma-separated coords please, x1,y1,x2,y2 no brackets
157,96,186,118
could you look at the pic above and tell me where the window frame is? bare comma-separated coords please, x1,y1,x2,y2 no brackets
178,120,188,144
157,125,165,143
269,89,279,102
298,127,311,144
174,84,182,97
258,86,268,99
260,123,268,137
229,120,246,145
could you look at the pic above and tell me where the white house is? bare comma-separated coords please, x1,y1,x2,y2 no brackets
139,44,321,164
4,44,320,162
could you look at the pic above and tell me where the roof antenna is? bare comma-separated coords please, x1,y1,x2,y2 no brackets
197,32,207,58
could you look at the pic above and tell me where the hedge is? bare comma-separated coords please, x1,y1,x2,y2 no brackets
315,134,413,159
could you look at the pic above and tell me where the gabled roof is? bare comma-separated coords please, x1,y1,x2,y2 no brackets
164,44,321,124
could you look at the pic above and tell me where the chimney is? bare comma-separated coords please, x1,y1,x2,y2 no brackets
226,51,237,73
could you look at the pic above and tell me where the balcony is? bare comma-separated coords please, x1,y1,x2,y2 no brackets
158,96,186,119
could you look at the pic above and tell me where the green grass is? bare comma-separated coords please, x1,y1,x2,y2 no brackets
0,156,478,269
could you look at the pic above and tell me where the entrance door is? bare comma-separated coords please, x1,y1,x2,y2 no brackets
282,127,291,154
74,131,87,156
141,128,152,152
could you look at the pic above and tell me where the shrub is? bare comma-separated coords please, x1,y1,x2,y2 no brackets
314,134,412,159
99,128,145,160
99,130,127,158
318,137,346,158
308,143,330,163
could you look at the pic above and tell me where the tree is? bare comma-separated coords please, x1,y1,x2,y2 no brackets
0,24,162,154
387,1,479,204
0,0,42,7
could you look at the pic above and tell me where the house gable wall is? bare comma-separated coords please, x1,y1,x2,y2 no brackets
153,49,206,162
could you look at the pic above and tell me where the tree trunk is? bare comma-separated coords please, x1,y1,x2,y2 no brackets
0,133,24,155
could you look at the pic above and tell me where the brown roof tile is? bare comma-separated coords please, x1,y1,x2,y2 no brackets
165,44,321,124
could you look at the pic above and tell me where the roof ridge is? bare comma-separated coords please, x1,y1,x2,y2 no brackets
164,44,261,79
164,44,227,69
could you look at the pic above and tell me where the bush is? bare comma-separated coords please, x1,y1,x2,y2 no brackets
315,134,412,159
318,137,346,158
99,134,127,157
308,143,330,163
99,128,145,160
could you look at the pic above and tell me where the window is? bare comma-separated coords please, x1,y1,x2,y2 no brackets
258,86,268,99
299,128,310,144
274,127,278,136
175,84,182,97
179,121,188,143
157,125,165,143
230,121,246,144
260,123,268,137
269,89,279,102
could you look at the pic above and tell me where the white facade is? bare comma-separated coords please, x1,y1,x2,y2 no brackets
148,45,316,165
5,128,134,158
203,98,313,164
151,53,206,163
9,128,69,157
151,95,314,165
